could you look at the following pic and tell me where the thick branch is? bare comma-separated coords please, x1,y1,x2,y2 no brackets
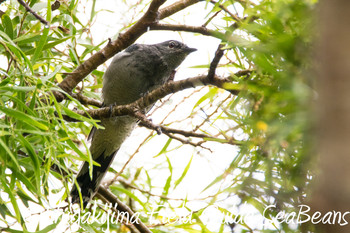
75,75,213,119
158,0,199,19
75,70,250,119
17,0,49,26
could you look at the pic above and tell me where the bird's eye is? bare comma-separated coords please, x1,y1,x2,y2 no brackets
168,41,177,48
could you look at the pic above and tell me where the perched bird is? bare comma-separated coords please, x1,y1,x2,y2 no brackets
71,40,197,208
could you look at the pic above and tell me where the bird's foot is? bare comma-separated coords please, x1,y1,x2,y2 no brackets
108,103,117,117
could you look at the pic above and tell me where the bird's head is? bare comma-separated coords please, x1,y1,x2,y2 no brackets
154,40,197,70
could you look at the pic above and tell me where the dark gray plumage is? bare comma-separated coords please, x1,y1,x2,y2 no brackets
70,40,196,208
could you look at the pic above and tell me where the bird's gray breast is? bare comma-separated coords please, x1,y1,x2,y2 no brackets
102,46,170,106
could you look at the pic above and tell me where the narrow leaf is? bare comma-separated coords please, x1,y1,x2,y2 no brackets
1,14,14,39
174,154,193,189
0,105,48,131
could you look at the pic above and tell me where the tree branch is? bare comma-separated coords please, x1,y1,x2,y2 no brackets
158,0,200,19
150,23,215,36
209,0,241,22
74,70,251,119
17,0,49,26
71,92,102,107
207,43,225,81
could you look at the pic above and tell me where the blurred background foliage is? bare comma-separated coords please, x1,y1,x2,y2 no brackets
0,0,316,232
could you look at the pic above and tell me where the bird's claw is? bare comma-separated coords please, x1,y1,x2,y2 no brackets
108,103,117,117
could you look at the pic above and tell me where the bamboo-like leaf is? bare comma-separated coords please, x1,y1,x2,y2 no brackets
34,216,62,233
0,177,21,224
0,85,36,92
0,138,20,169
31,27,49,63
174,154,193,189
1,14,14,39
154,138,172,157
0,28,34,74
162,156,173,196
0,106,48,131
192,87,218,110
110,185,146,209
24,36,73,55
17,134,41,192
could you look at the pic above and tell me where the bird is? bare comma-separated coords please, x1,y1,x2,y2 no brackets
70,40,197,208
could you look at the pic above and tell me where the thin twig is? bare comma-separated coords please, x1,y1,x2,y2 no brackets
105,132,154,187
150,23,214,36
207,43,225,81
17,0,49,26
158,0,199,20
71,92,102,107
209,0,241,22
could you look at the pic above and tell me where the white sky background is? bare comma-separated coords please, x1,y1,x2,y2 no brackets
0,0,274,232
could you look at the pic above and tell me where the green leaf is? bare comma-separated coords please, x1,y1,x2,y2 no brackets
162,156,173,196
14,171,38,198
1,14,14,39
193,87,218,110
24,36,73,55
60,104,94,122
34,216,62,233
201,173,224,193
17,134,41,191
0,30,34,74
0,85,36,92
13,32,41,44
154,138,172,157
110,185,146,209
31,26,50,63
0,138,20,169
174,154,193,189
0,177,21,224
0,105,48,131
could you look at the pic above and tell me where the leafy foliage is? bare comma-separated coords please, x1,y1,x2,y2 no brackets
0,0,316,232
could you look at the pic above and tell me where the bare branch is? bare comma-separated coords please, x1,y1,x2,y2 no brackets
209,0,241,22
17,0,49,26
154,125,208,138
158,0,199,19
131,110,162,135
71,92,102,107
150,23,214,36
207,43,225,81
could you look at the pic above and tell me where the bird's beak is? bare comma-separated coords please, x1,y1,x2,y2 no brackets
184,47,197,53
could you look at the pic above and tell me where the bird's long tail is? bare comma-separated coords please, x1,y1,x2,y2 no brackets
70,149,118,208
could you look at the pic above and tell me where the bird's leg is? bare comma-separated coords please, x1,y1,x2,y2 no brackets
168,70,176,82
108,103,117,117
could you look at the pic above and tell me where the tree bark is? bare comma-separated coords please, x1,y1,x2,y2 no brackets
311,0,350,232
